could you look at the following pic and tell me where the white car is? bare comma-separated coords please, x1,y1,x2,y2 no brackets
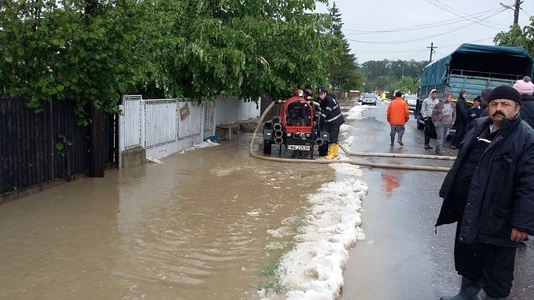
403,94,418,112
360,93,377,106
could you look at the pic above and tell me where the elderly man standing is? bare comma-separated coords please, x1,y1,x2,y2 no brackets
436,85,534,300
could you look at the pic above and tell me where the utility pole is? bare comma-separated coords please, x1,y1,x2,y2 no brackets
500,0,523,25
427,42,437,62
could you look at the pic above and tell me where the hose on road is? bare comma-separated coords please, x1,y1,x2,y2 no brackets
248,101,453,172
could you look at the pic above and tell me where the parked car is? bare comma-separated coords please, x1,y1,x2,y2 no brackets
360,93,377,106
403,94,418,112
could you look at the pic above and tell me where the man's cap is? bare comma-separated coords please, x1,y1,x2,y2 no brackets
487,85,521,105
473,96,481,102
317,87,327,94
430,89,438,93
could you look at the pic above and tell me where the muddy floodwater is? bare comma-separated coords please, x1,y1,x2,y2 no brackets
0,137,334,299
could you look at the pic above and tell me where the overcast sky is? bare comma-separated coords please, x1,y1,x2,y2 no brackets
316,0,534,63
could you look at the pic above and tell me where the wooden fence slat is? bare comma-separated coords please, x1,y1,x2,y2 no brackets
0,97,118,197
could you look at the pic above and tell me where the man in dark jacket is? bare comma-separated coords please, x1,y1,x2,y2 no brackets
450,90,470,149
513,76,534,128
317,87,345,159
302,84,314,103
436,85,534,300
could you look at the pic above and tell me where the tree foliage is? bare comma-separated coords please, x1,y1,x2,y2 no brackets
494,17,534,59
0,0,148,123
360,59,428,93
0,0,342,121
327,2,364,96
152,0,336,101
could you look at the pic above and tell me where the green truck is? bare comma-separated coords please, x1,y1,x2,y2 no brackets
415,43,534,129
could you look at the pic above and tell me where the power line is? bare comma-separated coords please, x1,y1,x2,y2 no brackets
346,21,482,44
500,0,523,25
427,0,506,28
343,7,505,35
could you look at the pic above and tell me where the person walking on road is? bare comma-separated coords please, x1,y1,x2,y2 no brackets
386,90,410,146
317,87,345,159
513,76,534,128
421,89,440,149
436,85,534,300
431,92,456,155
450,91,469,149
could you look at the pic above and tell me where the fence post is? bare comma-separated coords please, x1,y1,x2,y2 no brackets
200,102,205,141
118,104,124,169
141,98,146,148
88,104,104,177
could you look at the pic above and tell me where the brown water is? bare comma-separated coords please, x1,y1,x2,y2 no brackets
0,137,333,300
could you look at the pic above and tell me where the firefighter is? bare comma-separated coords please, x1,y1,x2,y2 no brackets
317,87,345,159
302,84,313,103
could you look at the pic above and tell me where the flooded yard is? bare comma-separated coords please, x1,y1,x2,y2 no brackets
0,138,339,299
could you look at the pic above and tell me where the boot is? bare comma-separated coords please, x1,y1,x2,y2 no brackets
425,144,433,149
436,145,443,155
440,276,481,300
332,143,339,157
390,135,395,146
397,133,404,146
325,144,335,159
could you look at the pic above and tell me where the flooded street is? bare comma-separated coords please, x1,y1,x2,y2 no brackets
0,138,335,299
5,99,533,300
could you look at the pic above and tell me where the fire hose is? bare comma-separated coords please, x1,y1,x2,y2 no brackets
248,101,454,172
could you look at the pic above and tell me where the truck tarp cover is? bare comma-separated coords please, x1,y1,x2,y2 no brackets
420,43,534,86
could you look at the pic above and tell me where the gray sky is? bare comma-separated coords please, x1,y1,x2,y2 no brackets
317,0,534,63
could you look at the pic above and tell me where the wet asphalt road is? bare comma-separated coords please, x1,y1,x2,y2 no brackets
339,101,534,300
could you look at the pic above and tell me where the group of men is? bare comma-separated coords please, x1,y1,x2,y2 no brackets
301,84,345,160
387,89,459,155
385,79,534,299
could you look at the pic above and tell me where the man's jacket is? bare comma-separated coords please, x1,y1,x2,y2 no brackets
455,97,470,123
320,95,345,127
436,115,534,247
387,97,409,126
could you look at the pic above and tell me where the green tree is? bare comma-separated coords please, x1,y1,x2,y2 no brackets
494,18,534,58
361,59,427,93
0,0,147,123
145,0,334,101
0,0,338,118
327,2,364,97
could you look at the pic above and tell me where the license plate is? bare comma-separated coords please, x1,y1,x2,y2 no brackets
288,145,310,151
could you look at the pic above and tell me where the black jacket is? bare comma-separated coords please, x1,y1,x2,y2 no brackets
455,97,470,124
436,115,534,247
320,95,345,127
519,94,534,129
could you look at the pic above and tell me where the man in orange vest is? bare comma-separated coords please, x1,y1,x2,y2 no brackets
387,91,410,146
